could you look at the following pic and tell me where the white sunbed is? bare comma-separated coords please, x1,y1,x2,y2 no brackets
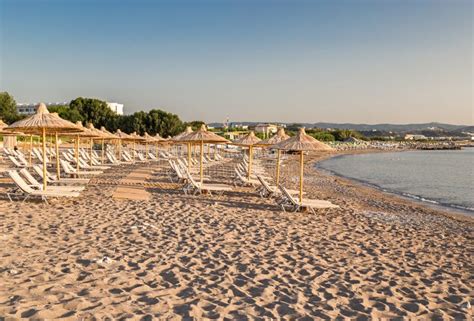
60,160,102,177
9,156,27,168
19,168,85,192
7,170,80,203
183,169,233,195
78,158,110,170
33,165,90,184
256,175,302,199
278,184,339,213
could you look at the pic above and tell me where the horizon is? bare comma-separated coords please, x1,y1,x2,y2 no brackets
1,0,472,125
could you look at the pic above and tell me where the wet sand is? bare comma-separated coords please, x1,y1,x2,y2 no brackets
0,156,472,320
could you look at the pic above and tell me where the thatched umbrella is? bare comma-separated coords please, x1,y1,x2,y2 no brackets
258,127,290,185
142,132,157,160
115,129,135,161
0,119,28,161
5,103,81,190
233,131,262,180
99,126,120,160
86,123,110,164
181,124,229,184
72,122,100,171
129,132,146,160
152,133,166,158
173,126,194,167
272,127,333,203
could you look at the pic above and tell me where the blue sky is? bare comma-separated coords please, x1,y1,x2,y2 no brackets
0,0,472,124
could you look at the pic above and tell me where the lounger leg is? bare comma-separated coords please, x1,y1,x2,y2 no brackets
22,194,30,204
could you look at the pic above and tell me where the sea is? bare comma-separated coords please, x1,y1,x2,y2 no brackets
317,147,474,215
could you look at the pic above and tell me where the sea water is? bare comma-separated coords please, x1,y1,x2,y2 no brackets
317,148,474,214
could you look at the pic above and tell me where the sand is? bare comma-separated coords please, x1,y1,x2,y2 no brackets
0,154,472,320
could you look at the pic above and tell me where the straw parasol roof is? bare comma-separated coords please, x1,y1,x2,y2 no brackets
100,126,118,139
181,124,230,144
143,132,164,143
271,127,333,151
0,119,7,131
259,128,290,146
233,131,261,146
86,123,110,139
6,103,81,134
69,121,100,138
0,119,23,136
115,129,135,141
173,126,193,142
153,133,166,142
130,131,146,141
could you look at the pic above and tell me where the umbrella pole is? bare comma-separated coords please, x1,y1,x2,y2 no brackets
133,141,136,160
42,128,47,190
76,135,80,174
248,145,253,180
155,142,159,159
187,143,191,170
101,139,105,164
299,151,304,203
200,140,204,185
145,142,148,160
29,135,33,166
55,132,60,179
90,138,93,166
276,149,281,186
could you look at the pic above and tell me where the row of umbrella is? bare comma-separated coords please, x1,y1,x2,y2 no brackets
169,125,334,203
2,103,334,202
1,103,169,190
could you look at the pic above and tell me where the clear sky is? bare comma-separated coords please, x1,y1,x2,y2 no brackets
0,0,472,124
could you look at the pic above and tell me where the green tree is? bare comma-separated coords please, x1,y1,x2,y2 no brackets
48,105,83,123
310,132,335,142
147,109,185,137
69,97,116,128
185,120,205,131
0,92,19,123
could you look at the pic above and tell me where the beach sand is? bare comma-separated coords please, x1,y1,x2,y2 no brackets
0,155,472,320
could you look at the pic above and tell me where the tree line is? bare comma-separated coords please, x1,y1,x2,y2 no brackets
0,92,201,138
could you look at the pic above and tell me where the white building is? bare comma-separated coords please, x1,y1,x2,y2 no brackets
17,101,124,115
254,123,278,138
106,102,124,115
17,101,69,115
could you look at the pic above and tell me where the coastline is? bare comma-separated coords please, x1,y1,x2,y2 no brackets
311,149,474,223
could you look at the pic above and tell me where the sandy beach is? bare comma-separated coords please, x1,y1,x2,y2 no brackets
0,153,472,320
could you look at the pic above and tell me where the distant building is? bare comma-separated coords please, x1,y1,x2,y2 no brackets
254,123,278,138
405,134,428,141
17,101,69,115
106,102,124,115
230,123,248,130
17,101,124,115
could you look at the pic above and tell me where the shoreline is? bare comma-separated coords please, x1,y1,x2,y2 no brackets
311,149,474,223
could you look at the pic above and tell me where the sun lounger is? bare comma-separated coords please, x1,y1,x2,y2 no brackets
183,169,232,195
9,156,27,168
78,158,110,170
234,168,259,187
256,175,303,199
7,170,80,203
278,184,339,213
33,165,89,184
61,160,103,177
19,168,85,192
